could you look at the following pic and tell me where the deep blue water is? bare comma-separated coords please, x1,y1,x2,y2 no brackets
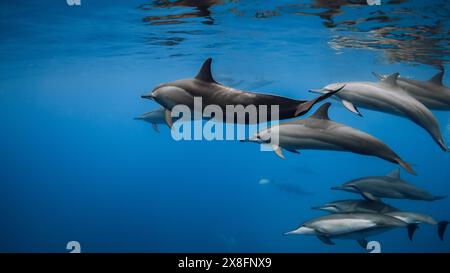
0,0,449,253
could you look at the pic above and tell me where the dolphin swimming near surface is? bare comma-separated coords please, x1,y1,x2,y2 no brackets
385,211,449,241
312,199,399,214
372,70,450,110
141,58,342,127
284,213,417,247
244,103,416,174
311,74,449,151
331,168,447,201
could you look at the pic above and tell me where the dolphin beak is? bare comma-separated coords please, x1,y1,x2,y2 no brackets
309,88,327,94
240,135,260,143
134,114,147,120
330,186,343,190
141,93,154,100
311,206,323,210
283,230,297,236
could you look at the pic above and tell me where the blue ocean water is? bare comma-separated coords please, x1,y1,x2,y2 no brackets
0,0,449,253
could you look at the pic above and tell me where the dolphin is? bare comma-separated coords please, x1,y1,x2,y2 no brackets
385,211,449,241
312,199,399,214
134,108,178,132
331,168,447,201
385,211,450,241
311,74,449,151
244,102,416,174
141,58,342,127
372,70,450,110
284,213,417,247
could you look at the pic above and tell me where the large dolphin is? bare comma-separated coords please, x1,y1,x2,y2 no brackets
244,103,416,174
373,70,450,110
134,108,178,132
385,211,449,241
311,74,449,151
141,58,342,127
332,168,447,201
284,213,417,247
312,199,398,214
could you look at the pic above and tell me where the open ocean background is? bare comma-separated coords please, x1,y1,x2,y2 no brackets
0,0,449,252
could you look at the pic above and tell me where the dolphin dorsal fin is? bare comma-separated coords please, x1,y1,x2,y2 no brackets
195,58,216,83
311,102,331,120
429,70,444,86
381,72,399,86
386,168,400,179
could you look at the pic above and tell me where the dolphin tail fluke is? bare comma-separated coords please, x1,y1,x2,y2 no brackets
396,159,417,176
357,239,368,249
431,195,447,201
294,85,345,116
407,223,419,241
438,221,449,241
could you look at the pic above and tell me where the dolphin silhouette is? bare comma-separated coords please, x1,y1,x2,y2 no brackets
331,168,446,201
244,103,416,174
141,58,342,128
284,213,417,247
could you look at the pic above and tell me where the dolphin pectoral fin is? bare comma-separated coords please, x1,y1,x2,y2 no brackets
151,123,160,133
437,221,449,241
361,192,380,202
285,148,300,154
294,85,344,116
164,109,173,129
317,235,335,245
357,239,368,249
341,100,362,116
407,224,419,241
428,70,444,86
272,145,286,160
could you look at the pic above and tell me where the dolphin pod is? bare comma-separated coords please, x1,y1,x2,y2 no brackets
288,168,448,249
311,74,449,151
138,59,449,251
245,103,416,174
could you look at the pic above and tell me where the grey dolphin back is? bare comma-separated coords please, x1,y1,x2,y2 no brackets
429,70,444,86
